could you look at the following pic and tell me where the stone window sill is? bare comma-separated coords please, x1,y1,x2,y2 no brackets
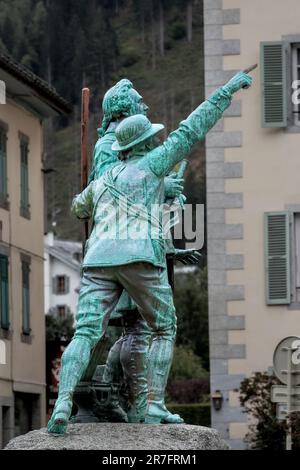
0,198,9,211
20,332,33,344
0,328,12,340
20,206,31,220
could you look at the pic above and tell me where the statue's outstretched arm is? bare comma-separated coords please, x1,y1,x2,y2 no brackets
148,71,252,178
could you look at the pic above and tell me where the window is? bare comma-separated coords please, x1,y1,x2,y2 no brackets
260,40,300,129
0,255,9,329
0,126,8,207
57,305,66,318
22,260,30,335
264,212,290,305
20,136,30,218
52,275,69,295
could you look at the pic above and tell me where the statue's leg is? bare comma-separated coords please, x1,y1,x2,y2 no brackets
120,315,151,422
47,268,122,434
102,336,124,384
117,263,183,424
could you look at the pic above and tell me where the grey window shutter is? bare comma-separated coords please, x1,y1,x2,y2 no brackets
260,42,288,128
265,212,290,304
65,276,70,294
52,276,58,294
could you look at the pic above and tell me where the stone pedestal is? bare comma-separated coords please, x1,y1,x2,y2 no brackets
5,423,229,450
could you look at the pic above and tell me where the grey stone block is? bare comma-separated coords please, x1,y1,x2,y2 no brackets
206,147,224,163
207,238,226,254
205,70,238,87
211,344,245,360
224,192,243,209
224,224,243,240
208,284,227,299
208,253,226,269
227,315,245,330
222,9,240,25
211,344,246,360
226,285,245,301
224,162,243,178
208,297,227,317
210,119,224,131
225,254,244,270
224,100,242,117
222,39,240,56
207,223,243,240
209,315,229,330
205,39,223,56
205,85,221,97
210,315,245,331
210,421,229,440
212,406,246,424
205,55,223,71
207,194,226,209
205,25,223,40
203,0,222,10
206,131,242,148
207,162,224,178
204,9,223,25
208,269,226,286
211,373,245,390
207,178,225,193
210,359,228,375
207,193,243,209
210,329,228,346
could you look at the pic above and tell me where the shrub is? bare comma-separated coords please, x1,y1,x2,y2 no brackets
167,403,211,427
240,371,300,449
167,377,209,404
169,345,208,381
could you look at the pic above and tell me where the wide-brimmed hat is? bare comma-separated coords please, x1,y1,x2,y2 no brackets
112,114,164,152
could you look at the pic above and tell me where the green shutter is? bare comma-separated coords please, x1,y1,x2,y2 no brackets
0,128,7,201
0,255,9,329
260,42,288,128
265,212,290,304
22,262,30,334
20,141,29,209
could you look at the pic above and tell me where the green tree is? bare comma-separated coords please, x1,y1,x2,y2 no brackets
240,371,300,450
174,267,209,369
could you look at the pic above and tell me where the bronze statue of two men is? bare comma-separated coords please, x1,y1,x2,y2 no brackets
48,70,253,434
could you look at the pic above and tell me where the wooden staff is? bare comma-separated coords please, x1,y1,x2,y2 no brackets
81,87,90,242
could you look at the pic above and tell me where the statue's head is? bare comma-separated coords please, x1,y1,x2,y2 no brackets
112,114,164,158
102,78,148,121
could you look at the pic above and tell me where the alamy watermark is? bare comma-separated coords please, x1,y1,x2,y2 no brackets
90,197,205,251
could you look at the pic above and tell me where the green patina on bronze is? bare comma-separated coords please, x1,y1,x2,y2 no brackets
47,71,252,434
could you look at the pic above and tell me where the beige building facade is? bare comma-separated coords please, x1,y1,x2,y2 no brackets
0,54,70,448
204,0,300,449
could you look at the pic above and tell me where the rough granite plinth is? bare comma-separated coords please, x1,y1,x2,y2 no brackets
5,423,229,450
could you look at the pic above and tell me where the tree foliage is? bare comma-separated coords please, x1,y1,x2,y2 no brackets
174,267,208,369
240,371,300,450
